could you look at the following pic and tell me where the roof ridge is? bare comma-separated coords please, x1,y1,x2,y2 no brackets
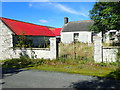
69,20,93,23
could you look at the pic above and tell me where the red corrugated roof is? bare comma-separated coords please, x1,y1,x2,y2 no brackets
1,17,55,36
50,28,62,36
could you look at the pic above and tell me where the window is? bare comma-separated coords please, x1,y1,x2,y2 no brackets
13,35,50,48
74,33,79,42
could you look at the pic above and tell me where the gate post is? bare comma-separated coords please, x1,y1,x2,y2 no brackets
93,36,103,63
50,37,58,59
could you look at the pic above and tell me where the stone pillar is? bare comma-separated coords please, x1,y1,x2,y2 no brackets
50,37,58,59
93,36,103,63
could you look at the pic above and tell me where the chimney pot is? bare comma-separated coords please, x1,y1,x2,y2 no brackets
64,17,68,24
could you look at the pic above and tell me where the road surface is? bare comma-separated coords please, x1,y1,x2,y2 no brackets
1,68,120,89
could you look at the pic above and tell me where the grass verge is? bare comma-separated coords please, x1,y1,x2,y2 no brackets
26,61,117,78
1,58,120,80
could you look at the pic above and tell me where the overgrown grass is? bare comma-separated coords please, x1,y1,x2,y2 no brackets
2,57,120,80
59,42,93,60
28,60,118,77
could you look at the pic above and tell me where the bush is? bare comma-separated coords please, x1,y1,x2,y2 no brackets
2,57,45,68
106,68,120,80
2,58,32,68
97,62,107,67
31,58,45,66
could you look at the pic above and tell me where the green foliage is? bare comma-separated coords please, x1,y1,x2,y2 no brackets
89,2,120,33
14,35,32,48
56,57,67,63
2,57,120,80
14,35,50,48
2,57,45,68
31,58,45,66
116,49,120,62
97,62,119,67
97,62,107,67
106,68,120,80
2,58,31,68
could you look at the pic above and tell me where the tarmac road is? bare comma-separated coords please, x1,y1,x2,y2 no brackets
1,69,120,89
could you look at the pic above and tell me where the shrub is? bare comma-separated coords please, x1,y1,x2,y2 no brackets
106,68,120,80
31,58,45,66
97,62,107,67
2,57,45,68
2,58,32,68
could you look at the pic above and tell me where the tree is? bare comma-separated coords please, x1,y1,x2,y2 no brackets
89,2,120,33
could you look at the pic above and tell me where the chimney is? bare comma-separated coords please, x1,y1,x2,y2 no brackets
64,17,68,24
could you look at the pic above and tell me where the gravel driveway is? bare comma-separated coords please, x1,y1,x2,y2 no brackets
1,68,120,89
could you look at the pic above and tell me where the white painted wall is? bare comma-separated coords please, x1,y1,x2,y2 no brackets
93,36,102,63
61,31,92,44
0,20,14,60
61,32,73,44
93,36,119,63
103,48,118,62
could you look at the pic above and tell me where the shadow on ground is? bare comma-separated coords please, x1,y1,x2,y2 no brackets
69,77,120,89
2,68,27,78
0,67,27,85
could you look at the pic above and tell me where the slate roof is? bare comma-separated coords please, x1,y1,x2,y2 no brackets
0,17,55,36
62,20,94,32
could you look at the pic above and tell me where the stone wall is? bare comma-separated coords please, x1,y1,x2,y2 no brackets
0,20,57,60
93,36,119,63
103,47,118,62
93,36,103,63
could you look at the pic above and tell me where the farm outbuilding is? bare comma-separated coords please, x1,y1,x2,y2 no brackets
0,17,56,48
0,17,58,60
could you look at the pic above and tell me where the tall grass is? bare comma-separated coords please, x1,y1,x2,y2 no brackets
59,42,94,61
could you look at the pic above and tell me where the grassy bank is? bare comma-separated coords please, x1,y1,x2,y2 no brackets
2,58,119,80
27,61,117,77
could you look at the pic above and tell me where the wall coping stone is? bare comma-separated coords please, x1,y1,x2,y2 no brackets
103,46,120,49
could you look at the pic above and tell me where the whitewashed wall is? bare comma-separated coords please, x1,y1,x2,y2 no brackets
61,32,73,44
61,31,92,44
0,20,14,60
103,47,118,62
0,20,57,60
93,36,119,63
93,36,102,63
